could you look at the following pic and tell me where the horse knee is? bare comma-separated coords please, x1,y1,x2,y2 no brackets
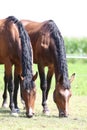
8,86,13,93
40,84,47,91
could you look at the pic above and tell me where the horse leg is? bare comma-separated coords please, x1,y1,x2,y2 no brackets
2,72,8,108
5,64,16,113
46,65,54,100
13,66,21,112
13,74,20,112
7,74,14,111
38,65,49,115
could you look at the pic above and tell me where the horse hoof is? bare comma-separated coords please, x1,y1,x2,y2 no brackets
11,112,19,117
43,106,50,116
43,110,50,116
15,107,20,113
11,108,19,117
11,109,19,117
2,103,8,108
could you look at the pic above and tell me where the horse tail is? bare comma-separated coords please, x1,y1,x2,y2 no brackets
43,20,69,88
6,16,33,89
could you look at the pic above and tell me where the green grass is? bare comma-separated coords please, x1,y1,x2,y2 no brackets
0,61,87,95
33,60,87,96
0,61,87,130
68,60,87,95
0,93,87,130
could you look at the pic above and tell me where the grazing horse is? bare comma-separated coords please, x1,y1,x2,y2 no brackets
2,19,75,117
21,19,75,117
0,16,37,117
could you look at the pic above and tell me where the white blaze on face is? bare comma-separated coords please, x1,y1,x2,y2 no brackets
29,107,33,115
64,89,70,115
65,89,70,98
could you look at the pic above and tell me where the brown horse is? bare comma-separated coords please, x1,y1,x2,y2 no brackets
2,19,75,117
0,16,37,117
21,19,75,117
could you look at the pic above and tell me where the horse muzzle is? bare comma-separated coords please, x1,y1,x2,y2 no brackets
26,107,34,118
59,110,69,117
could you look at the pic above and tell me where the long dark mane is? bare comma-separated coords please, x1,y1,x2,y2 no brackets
42,20,70,88
6,16,33,90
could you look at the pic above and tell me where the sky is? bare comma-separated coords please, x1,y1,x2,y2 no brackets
0,0,87,37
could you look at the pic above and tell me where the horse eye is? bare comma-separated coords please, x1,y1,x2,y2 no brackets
58,92,62,97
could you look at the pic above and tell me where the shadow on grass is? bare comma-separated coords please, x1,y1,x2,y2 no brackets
0,107,10,114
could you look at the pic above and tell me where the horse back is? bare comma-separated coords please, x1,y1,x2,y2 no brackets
21,20,54,65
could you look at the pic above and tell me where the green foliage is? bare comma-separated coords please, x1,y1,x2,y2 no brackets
64,37,87,54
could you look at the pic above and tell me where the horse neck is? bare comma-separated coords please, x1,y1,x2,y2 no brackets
53,49,69,89
45,20,69,88
49,30,69,88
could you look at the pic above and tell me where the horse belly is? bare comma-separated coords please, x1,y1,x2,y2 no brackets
0,56,9,64
37,54,53,66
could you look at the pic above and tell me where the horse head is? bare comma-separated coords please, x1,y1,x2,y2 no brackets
21,72,38,118
53,73,75,117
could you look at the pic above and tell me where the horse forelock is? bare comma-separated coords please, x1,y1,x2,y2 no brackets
44,20,70,89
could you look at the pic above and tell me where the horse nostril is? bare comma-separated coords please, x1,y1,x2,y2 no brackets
64,113,69,117
26,112,33,118
59,113,64,118
59,111,68,118
26,107,33,118
64,115,68,118
28,115,33,118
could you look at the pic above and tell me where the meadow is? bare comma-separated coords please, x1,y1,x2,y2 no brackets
0,60,87,130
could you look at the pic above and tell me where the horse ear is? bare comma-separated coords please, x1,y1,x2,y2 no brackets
32,72,38,81
70,73,75,83
58,74,63,84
